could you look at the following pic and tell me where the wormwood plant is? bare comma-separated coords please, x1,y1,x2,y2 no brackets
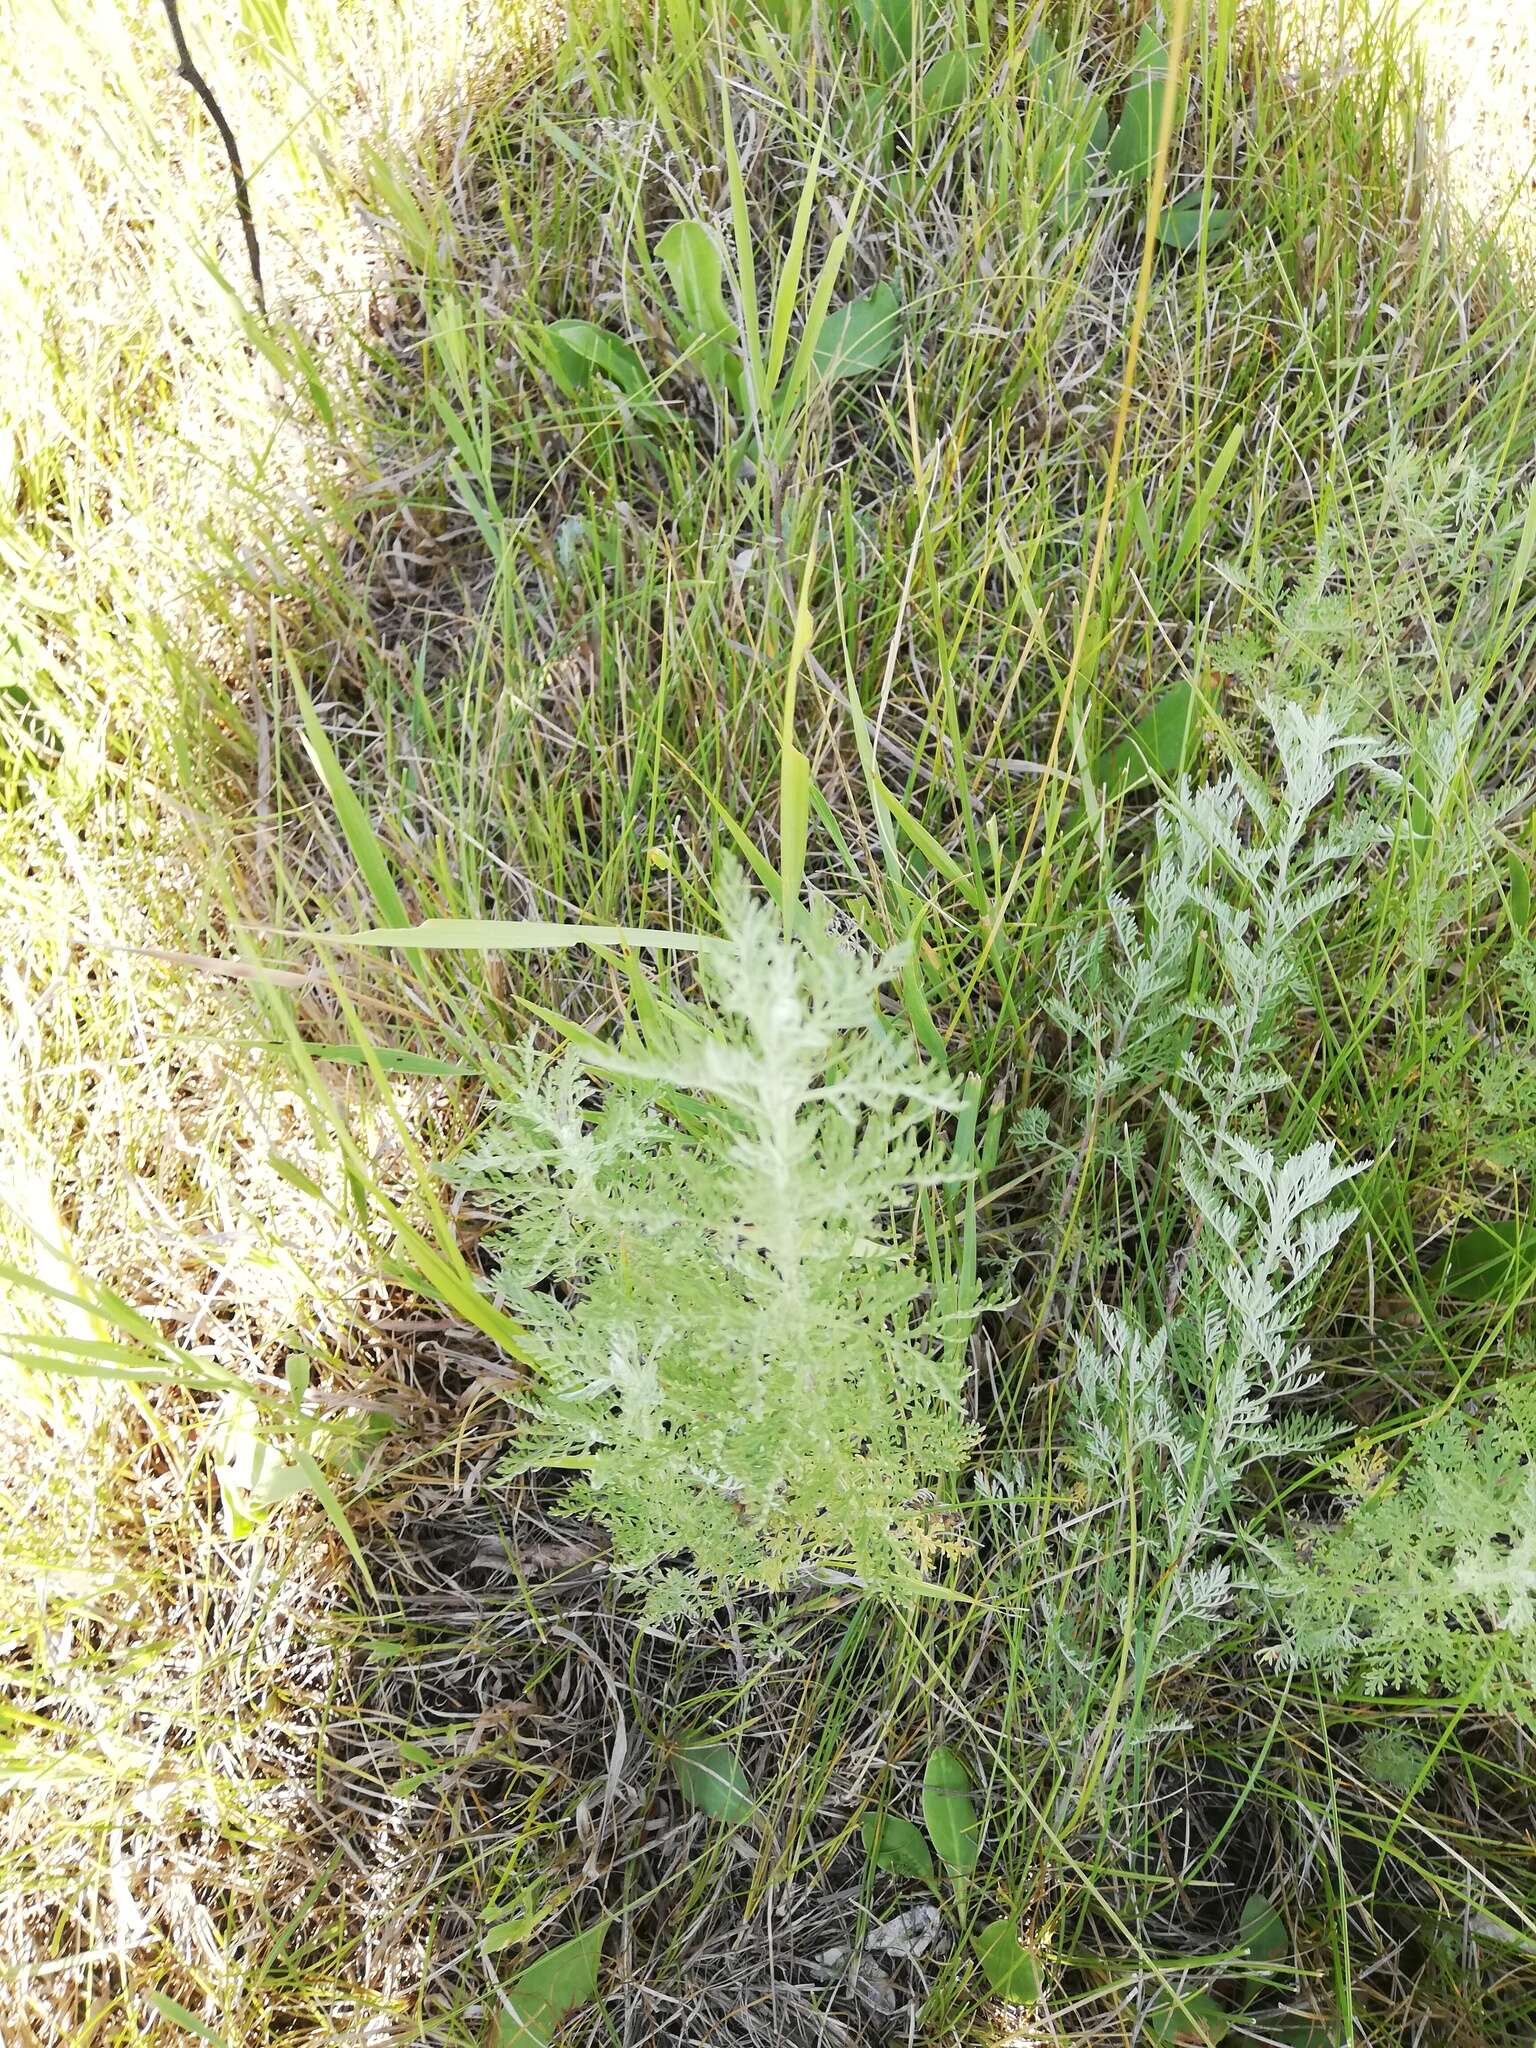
1038,694,1536,1757
449,875,976,1619
1267,1387,1536,1718
1042,703,1391,1718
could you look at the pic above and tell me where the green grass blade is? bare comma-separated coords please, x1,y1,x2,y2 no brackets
325,919,719,953
764,125,826,397
287,659,409,928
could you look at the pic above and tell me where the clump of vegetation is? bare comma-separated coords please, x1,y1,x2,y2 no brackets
450,876,976,1617
9,0,1536,2041
1059,700,1386,1610
1269,1386,1536,1715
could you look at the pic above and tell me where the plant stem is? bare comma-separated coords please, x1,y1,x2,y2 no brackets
158,0,267,319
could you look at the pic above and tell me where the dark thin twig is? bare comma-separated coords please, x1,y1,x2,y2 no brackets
158,0,267,319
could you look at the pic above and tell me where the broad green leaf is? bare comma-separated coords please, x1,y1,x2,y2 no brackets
248,1452,308,1508
494,1921,609,2047
673,1733,758,1825
1155,205,1235,252
851,77,892,141
1238,1892,1289,1964
920,46,981,124
1094,678,1213,797
1106,24,1176,186
1262,2023,1338,2047
809,281,900,386
212,1403,304,1532
974,1919,1043,2002
1024,24,1058,73
1508,850,1532,934
1023,25,1068,106
1053,154,1100,235
1147,1988,1229,2045
1025,25,1109,150
851,0,911,77
860,1810,937,1885
921,1746,980,1884
1436,1217,1536,1303
780,742,810,931
1026,24,1056,63
544,319,649,403
657,220,739,391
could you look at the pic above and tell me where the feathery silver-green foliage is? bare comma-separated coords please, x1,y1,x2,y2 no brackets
1268,1386,1536,1717
1053,703,1388,1690
450,875,976,1619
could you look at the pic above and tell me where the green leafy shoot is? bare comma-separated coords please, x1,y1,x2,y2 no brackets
1093,676,1218,799
1238,1892,1289,1965
860,1809,937,1886
448,871,975,1618
1508,849,1534,935
672,1733,759,1825
1106,23,1178,185
973,1918,1043,2002
922,1745,981,1891
1436,1215,1536,1303
493,1922,609,2046
543,318,651,404
1155,203,1235,252
920,45,982,127
1147,1988,1229,2045
808,280,901,385
851,0,911,80
657,219,742,402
